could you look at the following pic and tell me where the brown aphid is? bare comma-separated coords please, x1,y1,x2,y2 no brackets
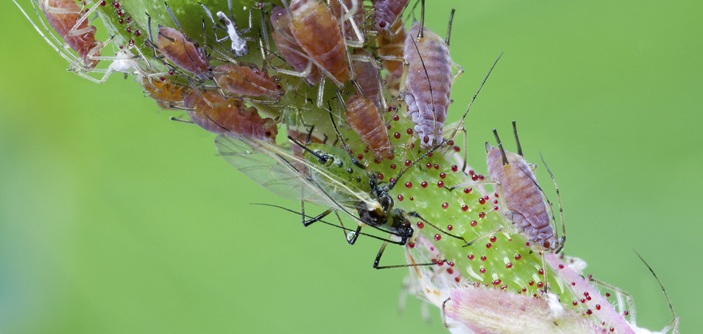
269,6,322,85
39,0,103,69
377,21,406,95
157,27,211,80
214,64,284,99
373,0,410,35
352,49,382,108
485,125,563,252
404,22,452,149
143,78,190,103
344,95,393,160
184,92,278,141
288,0,350,87
329,0,364,41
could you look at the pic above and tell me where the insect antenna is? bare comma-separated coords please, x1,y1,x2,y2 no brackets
445,9,455,46
540,152,566,253
406,212,468,245
492,129,509,166
448,52,503,170
169,116,194,123
417,0,425,39
389,139,446,190
512,120,524,156
634,250,679,333
328,98,365,168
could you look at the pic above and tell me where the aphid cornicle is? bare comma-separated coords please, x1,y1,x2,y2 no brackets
184,92,278,141
287,0,350,87
344,95,393,160
38,0,103,69
269,6,322,85
485,123,564,252
157,27,211,80
404,21,453,149
213,64,284,99
373,0,410,35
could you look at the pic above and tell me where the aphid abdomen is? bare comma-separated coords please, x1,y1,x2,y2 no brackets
486,146,555,249
352,49,382,108
143,79,190,103
404,23,452,149
214,64,284,99
41,0,101,68
345,95,393,160
373,0,410,34
289,0,350,87
157,27,210,80
269,7,322,85
184,92,278,141
378,22,406,94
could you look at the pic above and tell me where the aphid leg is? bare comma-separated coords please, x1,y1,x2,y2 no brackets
540,152,566,253
335,0,365,47
327,102,365,168
67,0,102,37
441,297,453,329
316,76,326,108
406,212,469,245
589,277,636,323
17,0,83,66
462,226,515,247
634,251,679,334
169,117,194,123
373,240,438,269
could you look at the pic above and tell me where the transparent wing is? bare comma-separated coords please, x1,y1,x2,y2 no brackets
215,135,377,212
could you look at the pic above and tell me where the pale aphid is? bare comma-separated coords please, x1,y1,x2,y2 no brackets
402,3,463,149
199,0,252,57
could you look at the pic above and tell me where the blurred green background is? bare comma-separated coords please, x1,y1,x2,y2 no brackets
1,0,701,333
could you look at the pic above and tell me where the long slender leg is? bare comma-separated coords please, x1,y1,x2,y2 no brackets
373,240,438,269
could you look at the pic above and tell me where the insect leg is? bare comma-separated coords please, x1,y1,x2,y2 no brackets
441,297,452,329
373,240,437,270
406,212,469,245
540,152,566,253
462,226,515,248
67,0,102,37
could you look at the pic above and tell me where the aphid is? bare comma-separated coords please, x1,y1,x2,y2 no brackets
268,6,322,85
286,0,350,87
36,0,104,69
199,1,252,57
143,77,191,109
377,22,406,95
157,26,211,80
351,48,383,108
403,4,463,149
373,0,410,36
484,122,565,253
213,64,284,99
344,94,393,160
183,91,278,141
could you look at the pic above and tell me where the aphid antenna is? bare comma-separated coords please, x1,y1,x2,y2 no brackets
417,0,425,39
145,13,163,61
250,203,406,244
634,250,679,333
445,9,456,46
389,139,446,190
408,36,438,144
406,212,469,245
169,116,194,123
492,128,509,166
447,51,504,158
588,276,636,322
351,80,369,100
326,102,366,168
163,1,185,33
287,135,327,161
539,152,566,253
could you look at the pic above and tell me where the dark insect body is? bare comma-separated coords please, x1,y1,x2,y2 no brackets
184,92,278,141
213,64,284,99
39,0,103,69
404,22,452,149
344,95,393,160
269,6,322,85
157,27,211,80
288,0,350,87
373,0,410,35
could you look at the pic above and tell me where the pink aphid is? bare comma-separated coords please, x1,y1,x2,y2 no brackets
404,22,452,149
184,91,278,141
269,6,322,85
213,64,284,99
485,126,559,251
157,27,210,80
352,48,382,108
329,0,363,41
39,0,103,69
373,0,410,35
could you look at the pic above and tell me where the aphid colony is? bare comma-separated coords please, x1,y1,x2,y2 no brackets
17,0,678,333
